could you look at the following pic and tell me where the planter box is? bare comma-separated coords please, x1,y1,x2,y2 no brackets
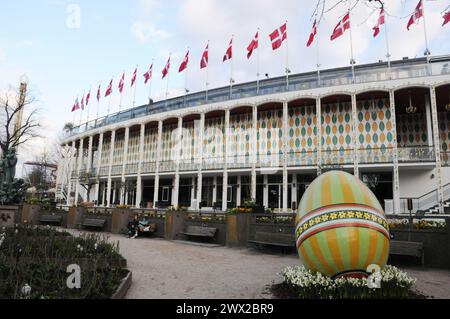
165,211,186,240
0,205,20,228
67,207,87,229
112,209,132,234
21,204,40,225
226,214,251,247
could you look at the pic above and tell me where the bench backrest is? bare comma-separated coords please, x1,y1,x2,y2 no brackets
390,240,423,257
186,225,217,237
40,215,62,222
83,218,106,227
254,231,295,245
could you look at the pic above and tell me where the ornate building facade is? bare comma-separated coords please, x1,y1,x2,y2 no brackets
57,56,450,214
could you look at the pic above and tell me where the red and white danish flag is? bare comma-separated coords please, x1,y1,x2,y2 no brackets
407,0,423,30
373,8,385,37
306,19,317,47
223,38,233,62
247,31,259,59
162,57,170,79
105,79,113,97
200,43,209,69
179,50,189,73
131,67,137,87
118,73,125,93
330,12,350,41
143,64,153,84
85,90,91,106
71,98,80,112
444,11,450,27
96,83,101,102
80,96,85,110
269,23,287,50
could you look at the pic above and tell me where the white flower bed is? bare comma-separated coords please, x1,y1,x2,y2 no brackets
281,265,416,299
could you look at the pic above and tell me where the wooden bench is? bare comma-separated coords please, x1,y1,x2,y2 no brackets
180,225,217,240
39,214,63,226
248,231,296,253
390,240,425,267
80,218,106,230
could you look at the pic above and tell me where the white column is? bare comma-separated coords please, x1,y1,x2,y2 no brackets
197,113,205,210
120,127,130,205
351,94,359,178
66,141,76,205
222,110,230,211
282,101,288,211
292,173,297,208
425,96,434,147
263,175,268,208
94,133,103,205
173,117,183,207
191,177,196,209
153,121,163,207
236,175,242,206
87,135,94,172
106,130,116,207
74,138,84,205
429,87,444,213
316,97,322,176
389,90,400,213
251,105,257,200
135,123,146,207
212,176,217,204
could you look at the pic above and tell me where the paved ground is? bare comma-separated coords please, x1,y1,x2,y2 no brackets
69,230,450,299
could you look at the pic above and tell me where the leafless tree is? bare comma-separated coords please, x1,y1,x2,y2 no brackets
0,85,40,157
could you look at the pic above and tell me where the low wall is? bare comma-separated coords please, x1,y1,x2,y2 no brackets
248,214,296,241
0,205,20,228
184,212,228,246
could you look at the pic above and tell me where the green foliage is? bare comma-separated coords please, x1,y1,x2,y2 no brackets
0,225,128,299
0,179,27,205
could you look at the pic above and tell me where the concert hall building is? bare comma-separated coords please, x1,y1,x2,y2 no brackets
57,56,450,214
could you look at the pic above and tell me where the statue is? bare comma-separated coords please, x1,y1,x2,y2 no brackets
0,148,26,205
0,148,18,184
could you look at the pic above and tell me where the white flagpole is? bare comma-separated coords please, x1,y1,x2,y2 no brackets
96,82,101,119
149,59,154,105
257,28,260,95
119,70,124,112
107,79,113,116
132,65,138,108
348,1,355,83
165,53,171,107
86,86,91,124
285,20,290,90
79,90,84,125
421,0,431,65
383,5,392,77
206,41,210,103
230,35,234,99
185,47,190,95
316,16,321,86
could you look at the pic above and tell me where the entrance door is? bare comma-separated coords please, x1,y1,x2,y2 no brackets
268,184,283,210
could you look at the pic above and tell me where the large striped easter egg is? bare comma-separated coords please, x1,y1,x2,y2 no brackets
295,170,390,278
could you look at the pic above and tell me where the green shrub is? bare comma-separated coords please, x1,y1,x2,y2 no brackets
0,225,128,299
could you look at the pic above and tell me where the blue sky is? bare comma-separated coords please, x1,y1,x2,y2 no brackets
1,0,450,166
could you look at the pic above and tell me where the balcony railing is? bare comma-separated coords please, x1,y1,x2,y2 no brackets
321,149,354,166
358,147,394,164
398,146,435,163
287,151,317,167
66,57,450,138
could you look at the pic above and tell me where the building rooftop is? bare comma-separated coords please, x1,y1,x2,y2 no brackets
68,55,450,137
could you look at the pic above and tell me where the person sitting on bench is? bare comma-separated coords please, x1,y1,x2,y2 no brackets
127,216,140,238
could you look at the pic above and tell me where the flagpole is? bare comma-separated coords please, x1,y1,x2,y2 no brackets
285,20,290,90
316,16,321,87
119,70,124,112
132,65,138,108
79,90,84,126
348,2,355,83
230,35,234,99
165,53,171,107
149,59,154,105
184,47,190,107
206,41,209,103
421,0,431,66
257,28,260,95
382,5,392,78
86,86,91,124
96,82,101,119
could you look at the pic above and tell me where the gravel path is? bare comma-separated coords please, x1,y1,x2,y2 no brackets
68,230,450,299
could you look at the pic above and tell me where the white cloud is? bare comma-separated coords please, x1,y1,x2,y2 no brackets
131,21,171,43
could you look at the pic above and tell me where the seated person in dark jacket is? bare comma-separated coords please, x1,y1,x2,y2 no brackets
127,215,140,238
